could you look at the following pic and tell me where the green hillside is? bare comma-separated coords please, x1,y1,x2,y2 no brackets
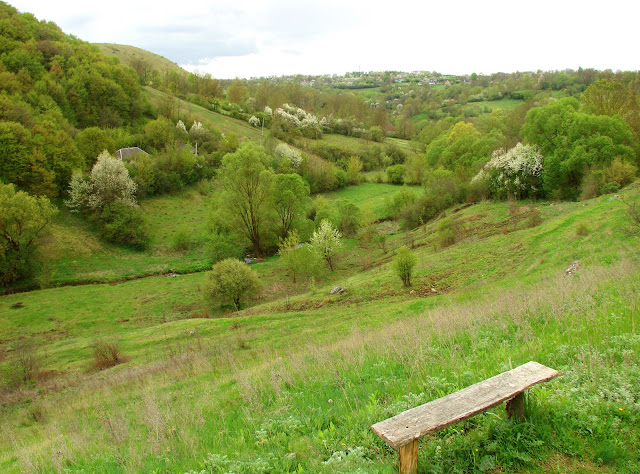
143,87,263,142
95,43,188,78
1,182,639,472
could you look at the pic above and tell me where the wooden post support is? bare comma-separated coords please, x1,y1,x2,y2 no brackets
506,391,525,421
399,439,418,474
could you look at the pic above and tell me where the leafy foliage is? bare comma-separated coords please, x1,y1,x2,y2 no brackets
386,164,406,184
393,245,417,287
66,151,137,212
0,183,57,285
202,258,262,311
213,143,275,258
65,151,148,247
277,230,316,283
310,219,342,271
335,199,361,236
0,3,145,194
98,201,149,249
270,174,310,241
473,143,544,199
521,98,637,199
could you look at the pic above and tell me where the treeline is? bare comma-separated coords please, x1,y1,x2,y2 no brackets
376,86,638,224
162,67,640,144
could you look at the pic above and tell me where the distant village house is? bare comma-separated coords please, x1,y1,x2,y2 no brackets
115,147,149,160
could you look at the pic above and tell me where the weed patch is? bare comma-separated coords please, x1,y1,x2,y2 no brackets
92,339,128,370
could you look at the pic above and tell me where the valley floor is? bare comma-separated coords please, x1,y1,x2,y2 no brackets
1,184,639,472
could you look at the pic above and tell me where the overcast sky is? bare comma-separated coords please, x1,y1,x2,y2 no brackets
10,0,639,79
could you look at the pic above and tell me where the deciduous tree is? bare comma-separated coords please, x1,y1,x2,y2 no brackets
277,230,315,283
202,258,262,311
310,219,341,271
521,98,636,199
215,143,274,258
393,245,417,287
0,183,57,285
271,174,310,241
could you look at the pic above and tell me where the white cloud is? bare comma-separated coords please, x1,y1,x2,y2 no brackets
10,0,640,79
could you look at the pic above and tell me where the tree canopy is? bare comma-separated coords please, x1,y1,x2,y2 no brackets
0,183,57,285
202,258,262,311
270,173,310,241
214,142,275,258
521,98,637,198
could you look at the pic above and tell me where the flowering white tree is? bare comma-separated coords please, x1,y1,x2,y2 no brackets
274,143,302,168
66,151,137,212
310,219,342,271
176,120,187,133
248,115,260,127
274,103,322,138
473,143,544,199
264,106,272,116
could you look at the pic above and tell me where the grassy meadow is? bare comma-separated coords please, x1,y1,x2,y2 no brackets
23,182,405,289
321,183,403,221
1,183,639,472
321,133,416,157
19,189,214,288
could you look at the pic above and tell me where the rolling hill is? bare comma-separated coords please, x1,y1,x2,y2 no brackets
1,182,639,472
95,43,188,78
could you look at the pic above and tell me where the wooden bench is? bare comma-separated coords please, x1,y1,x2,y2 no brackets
371,361,559,473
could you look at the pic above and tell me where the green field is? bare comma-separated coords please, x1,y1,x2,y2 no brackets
480,98,525,112
322,132,415,157
17,183,404,288
20,188,213,288
1,183,639,472
321,133,369,152
322,183,404,220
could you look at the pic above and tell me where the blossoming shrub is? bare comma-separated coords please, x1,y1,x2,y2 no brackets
66,151,149,247
473,143,544,199
273,104,322,139
274,143,302,170
310,219,342,271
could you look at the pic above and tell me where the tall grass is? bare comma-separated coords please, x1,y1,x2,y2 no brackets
1,261,638,472
1,184,639,471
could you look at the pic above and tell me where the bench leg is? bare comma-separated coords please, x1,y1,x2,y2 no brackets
506,391,525,421
399,439,418,474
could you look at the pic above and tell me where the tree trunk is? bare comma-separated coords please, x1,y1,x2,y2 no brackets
252,236,263,259
327,256,334,271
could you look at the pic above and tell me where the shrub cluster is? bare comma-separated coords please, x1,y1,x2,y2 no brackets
66,152,149,248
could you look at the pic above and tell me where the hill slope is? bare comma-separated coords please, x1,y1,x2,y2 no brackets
1,183,639,472
95,43,188,78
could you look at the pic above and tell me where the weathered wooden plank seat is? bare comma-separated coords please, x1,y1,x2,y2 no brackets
371,361,559,473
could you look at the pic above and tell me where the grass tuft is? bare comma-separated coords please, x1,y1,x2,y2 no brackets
92,339,128,370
